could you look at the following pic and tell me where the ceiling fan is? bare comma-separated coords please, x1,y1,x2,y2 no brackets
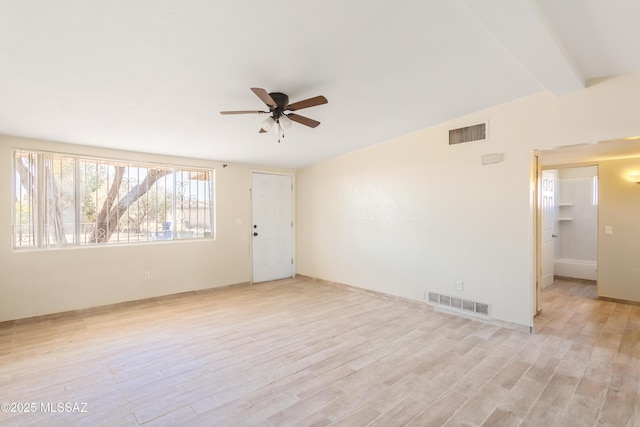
220,88,327,142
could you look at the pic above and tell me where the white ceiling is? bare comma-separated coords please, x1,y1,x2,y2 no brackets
1,0,639,169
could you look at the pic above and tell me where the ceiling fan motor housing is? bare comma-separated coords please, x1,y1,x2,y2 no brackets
269,92,289,119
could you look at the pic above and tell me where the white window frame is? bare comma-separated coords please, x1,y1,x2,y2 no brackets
12,149,215,249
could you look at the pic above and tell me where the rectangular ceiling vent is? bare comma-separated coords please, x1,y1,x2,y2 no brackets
428,292,490,317
449,123,487,145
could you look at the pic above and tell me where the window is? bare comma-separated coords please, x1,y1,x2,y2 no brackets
13,150,214,249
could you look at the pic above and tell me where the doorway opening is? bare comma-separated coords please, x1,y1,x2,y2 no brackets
534,137,640,328
533,136,640,320
542,166,599,288
535,155,600,318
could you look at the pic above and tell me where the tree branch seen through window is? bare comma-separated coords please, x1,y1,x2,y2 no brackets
13,151,214,248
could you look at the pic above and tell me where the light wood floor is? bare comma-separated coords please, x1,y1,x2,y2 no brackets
0,277,638,426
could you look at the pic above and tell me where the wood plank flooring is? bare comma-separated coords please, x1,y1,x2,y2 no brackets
0,277,638,426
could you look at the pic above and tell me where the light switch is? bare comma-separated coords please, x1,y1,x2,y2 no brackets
605,226,613,235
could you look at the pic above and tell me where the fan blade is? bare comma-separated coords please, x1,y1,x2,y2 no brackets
287,95,327,111
251,88,277,108
287,113,321,128
220,110,266,115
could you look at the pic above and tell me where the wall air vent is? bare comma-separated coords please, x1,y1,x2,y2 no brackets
449,123,487,145
428,291,490,317
475,303,489,315
428,292,439,304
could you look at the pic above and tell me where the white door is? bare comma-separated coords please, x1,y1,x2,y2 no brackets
541,171,556,288
251,173,293,283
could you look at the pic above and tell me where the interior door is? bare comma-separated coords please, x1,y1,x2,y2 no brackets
541,170,556,288
251,173,293,283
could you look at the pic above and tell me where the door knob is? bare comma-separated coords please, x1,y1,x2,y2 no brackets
552,234,558,238
253,232,258,236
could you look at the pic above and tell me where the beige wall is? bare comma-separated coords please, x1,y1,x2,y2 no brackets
3,74,640,326
296,73,640,328
598,157,640,301
0,135,291,321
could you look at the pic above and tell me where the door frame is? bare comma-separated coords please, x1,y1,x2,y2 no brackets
249,170,296,284
533,152,542,317
533,153,601,321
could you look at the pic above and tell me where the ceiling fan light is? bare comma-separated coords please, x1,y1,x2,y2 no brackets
260,116,275,132
279,114,293,130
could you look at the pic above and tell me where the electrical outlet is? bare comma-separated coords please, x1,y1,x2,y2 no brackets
456,280,463,291
144,272,151,281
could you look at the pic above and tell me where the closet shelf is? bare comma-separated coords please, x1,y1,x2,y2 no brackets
558,217,573,221
558,203,574,206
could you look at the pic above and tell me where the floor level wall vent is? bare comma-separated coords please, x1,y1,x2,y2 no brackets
428,292,490,317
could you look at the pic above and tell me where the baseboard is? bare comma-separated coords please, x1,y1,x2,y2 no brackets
433,304,534,334
598,295,640,306
296,274,534,334
553,275,597,285
4,276,535,334
0,281,251,327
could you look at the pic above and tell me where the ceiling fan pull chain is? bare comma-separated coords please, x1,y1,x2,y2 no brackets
275,121,282,143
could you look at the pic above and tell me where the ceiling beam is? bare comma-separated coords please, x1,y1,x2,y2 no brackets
461,0,584,95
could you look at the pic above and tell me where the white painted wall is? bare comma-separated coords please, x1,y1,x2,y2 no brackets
557,166,598,261
296,73,640,328
598,157,640,301
0,135,291,321
553,166,599,281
